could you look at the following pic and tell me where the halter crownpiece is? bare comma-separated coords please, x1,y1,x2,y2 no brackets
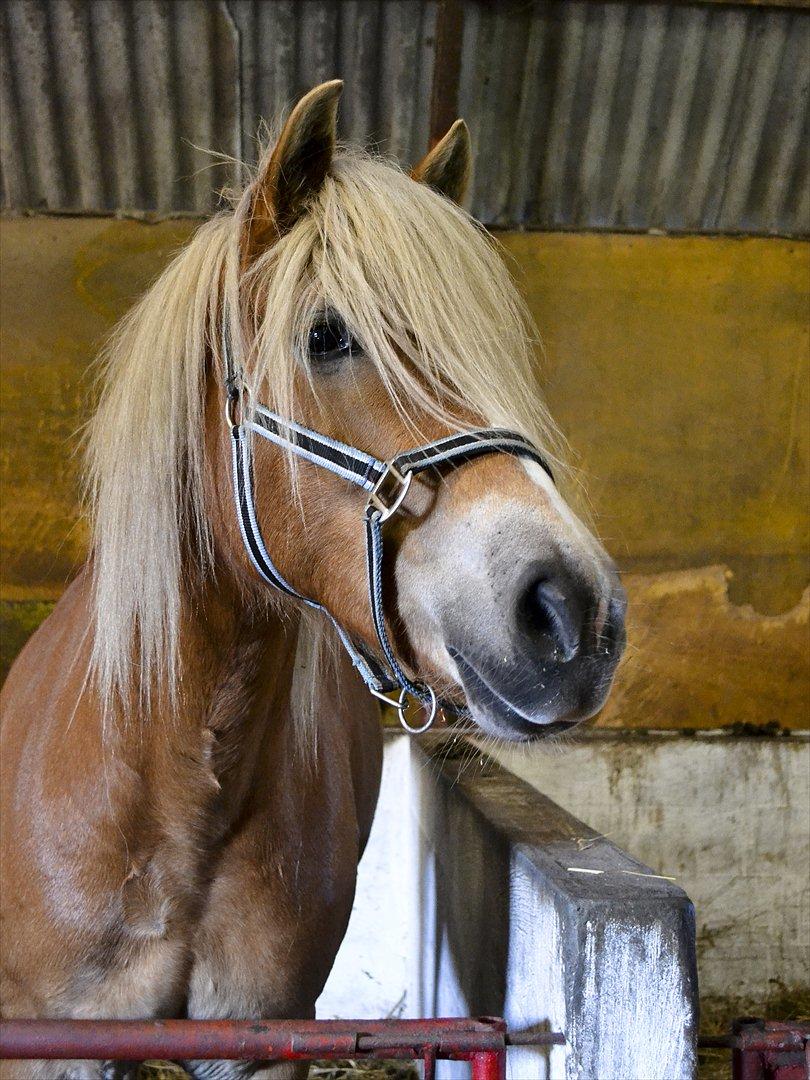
222,325,555,734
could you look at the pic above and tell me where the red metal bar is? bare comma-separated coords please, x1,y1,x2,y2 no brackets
471,1050,506,1080
0,1017,520,1064
733,1043,766,1080
470,1018,507,1080
423,1046,437,1080
729,1019,810,1080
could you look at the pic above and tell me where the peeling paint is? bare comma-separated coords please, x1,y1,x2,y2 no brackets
575,922,693,1080
601,566,810,730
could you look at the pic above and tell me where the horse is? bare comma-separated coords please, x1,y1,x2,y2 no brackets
0,80,626,1080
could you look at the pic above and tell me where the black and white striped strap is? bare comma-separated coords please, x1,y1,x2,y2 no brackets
231,420,393,694
392,427,554,483
251,406,554,493
248,406,386,491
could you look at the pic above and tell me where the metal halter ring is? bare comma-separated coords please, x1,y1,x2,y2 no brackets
396,685,438,734
367,462,413,522
225,382,250,429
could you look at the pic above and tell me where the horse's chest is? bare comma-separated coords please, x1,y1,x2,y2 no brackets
100,705,378,1019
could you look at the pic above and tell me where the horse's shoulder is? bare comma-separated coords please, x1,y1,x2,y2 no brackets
1,566,94,723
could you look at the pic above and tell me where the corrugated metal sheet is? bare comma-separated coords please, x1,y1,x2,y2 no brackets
0,0,807,234
459,0,809,233
0,0,240,213
229,0,436,165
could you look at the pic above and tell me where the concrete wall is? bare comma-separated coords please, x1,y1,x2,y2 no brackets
322,733,809,1037
491,733,810,1006
319,736,422,1021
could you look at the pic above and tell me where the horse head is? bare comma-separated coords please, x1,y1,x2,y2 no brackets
219,81,625,740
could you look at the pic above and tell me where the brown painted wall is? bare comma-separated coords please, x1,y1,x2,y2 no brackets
1,217,807,728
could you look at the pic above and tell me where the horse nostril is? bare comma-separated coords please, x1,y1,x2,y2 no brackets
519,577,583,663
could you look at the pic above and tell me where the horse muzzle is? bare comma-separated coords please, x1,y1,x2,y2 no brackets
445,569,627,741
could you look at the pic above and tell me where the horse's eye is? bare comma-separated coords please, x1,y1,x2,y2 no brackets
308,314,357,365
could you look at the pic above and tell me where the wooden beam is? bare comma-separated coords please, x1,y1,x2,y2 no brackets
428,0,465,148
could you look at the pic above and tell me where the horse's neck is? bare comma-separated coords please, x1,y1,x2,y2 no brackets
162,579,302,824
156,578,380,850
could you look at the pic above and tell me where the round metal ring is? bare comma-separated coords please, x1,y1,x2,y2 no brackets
396,685,438,734
225,384,251,429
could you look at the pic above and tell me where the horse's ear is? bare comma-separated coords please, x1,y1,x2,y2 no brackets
411,119,471,205
242,79,343,263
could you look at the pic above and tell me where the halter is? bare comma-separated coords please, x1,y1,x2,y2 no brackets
223,328,555,734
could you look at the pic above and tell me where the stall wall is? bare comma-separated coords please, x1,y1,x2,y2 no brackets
2,217,807,734
492,733,810,1008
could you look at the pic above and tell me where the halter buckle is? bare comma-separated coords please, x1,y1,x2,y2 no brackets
367,462,413,522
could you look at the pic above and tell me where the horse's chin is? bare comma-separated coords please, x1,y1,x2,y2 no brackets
467,707,580,743
449,651,591,744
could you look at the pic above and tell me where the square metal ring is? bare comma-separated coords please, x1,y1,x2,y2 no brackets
366,463,413,521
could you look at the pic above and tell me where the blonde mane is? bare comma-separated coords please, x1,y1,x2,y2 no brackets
85,145,566,716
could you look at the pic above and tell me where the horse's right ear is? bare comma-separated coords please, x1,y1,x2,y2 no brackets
242,80,342,265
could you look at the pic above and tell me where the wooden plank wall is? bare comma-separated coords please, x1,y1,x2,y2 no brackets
1,218,807,729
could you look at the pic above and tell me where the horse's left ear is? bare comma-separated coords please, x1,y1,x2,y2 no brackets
411,119,472,205
242,79,343,263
